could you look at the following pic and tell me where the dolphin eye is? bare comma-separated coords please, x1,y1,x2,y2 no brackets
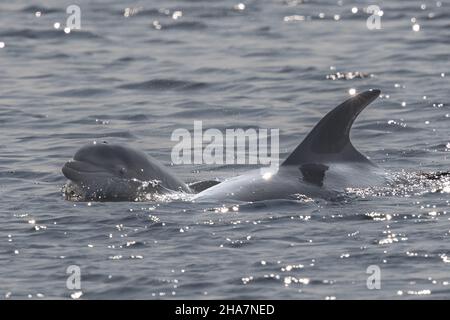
119,167,127,175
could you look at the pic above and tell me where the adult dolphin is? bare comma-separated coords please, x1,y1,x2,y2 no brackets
193,89,388,202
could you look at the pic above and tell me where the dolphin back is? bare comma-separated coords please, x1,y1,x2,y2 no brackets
282,90,381,166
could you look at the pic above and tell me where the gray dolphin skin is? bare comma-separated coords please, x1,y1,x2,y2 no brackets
63,89,387,203
193,89,387,202
62,143,191,201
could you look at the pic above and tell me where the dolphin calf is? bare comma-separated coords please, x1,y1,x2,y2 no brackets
193,89,388,202
62,143,191,201
63,89,388,203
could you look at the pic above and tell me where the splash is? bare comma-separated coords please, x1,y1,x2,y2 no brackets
345,171,450,199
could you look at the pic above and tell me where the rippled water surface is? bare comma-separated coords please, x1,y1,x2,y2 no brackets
0,0,449,299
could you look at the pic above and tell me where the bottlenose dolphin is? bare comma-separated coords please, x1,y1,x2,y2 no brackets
63,90,388,203
193,89,388,202
62,143,191,201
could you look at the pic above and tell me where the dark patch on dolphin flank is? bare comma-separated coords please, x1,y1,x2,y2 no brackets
188,180,221,193
299,163,329,187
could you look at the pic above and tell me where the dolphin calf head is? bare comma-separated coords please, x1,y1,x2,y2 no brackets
62,142,190,201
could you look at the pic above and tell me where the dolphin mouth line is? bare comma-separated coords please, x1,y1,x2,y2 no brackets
62,160,112,182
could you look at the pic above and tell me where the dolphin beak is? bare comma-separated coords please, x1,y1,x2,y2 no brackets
62,161,85,182
62,160,109,182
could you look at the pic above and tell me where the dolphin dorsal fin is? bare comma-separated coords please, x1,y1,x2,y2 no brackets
282,90,380,166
